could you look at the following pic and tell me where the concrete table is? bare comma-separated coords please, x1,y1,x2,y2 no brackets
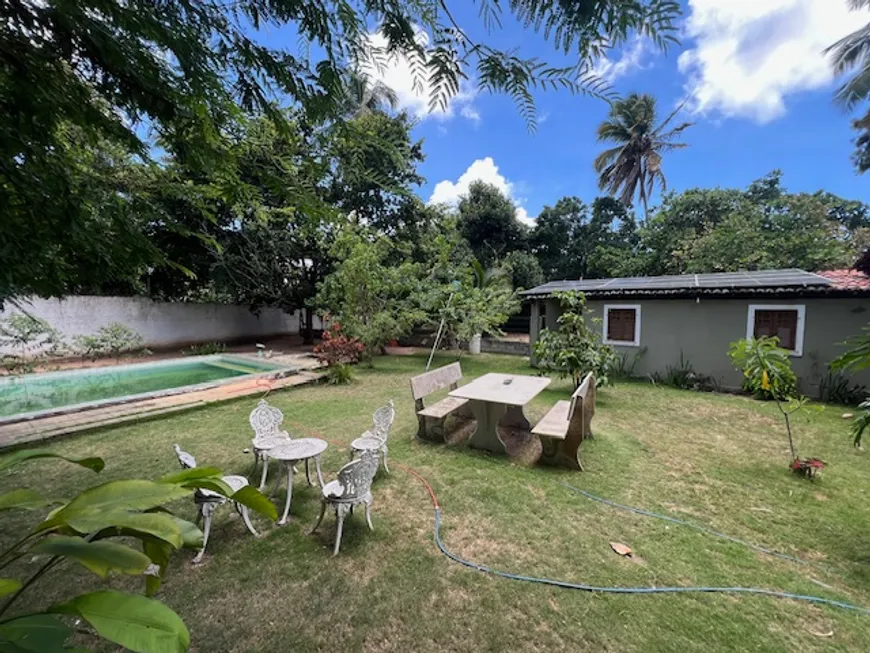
266,438,327,525
449,373,551,454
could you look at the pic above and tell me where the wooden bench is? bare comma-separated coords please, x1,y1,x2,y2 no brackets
532,372,596,470
410,362,473,443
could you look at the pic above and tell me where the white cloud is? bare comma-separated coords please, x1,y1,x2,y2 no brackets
678,0,869,123
428,157,534,226
362,28,479,122
591,38,650,83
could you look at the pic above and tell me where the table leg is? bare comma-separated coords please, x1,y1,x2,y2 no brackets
314,454,325,487
467,400,509,454
278,463,295,525
305,458,312,486
503,404,532,431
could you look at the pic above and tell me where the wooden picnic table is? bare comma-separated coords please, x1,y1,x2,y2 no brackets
449,373,551,454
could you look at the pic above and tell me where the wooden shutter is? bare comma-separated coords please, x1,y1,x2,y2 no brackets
753,310,798,350
607,308,637,343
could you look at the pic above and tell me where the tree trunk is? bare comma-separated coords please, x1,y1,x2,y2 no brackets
302,308,314,345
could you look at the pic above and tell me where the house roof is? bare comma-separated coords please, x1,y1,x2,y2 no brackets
817,269,870,291
520,268,870,300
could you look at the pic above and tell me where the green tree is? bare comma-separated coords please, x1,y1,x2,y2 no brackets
639,173,864,275
314,228,427,356
728,337,817,464
2,0,682,302
825,1,870,171
530,196,639,280
456,182,526,266
593,93,693,217
503,251,544,290
531,197,589,279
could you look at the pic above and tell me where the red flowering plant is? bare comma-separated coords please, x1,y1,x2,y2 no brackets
313,323,364,384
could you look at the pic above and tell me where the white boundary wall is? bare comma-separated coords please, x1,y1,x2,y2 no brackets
1,296,311,352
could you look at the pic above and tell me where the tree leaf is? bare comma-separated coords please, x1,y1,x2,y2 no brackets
38,481,191,532
230,485,277,521
0,615,72,652
0,578,22,598
142,539,173,597
31,536,152,578
0,450,104,473
76,512,187,549
0,489,62,512
157,467,224,485
52,590,190,653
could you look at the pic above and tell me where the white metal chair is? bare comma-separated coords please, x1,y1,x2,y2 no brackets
249,399,292,488
173,444,258,563
310,451,379,555
350,400,395,473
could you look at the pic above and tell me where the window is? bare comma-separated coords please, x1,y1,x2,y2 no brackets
746,304,806,356
603,304,641,346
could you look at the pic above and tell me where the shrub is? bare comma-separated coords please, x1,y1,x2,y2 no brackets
817,369,867,406
533,291,619,388
73,323,144,363
183,342,227,356
324,362,355,385
651,352,718,392
314,323,364,385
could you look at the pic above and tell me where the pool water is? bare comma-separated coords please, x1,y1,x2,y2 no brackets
0,356,281,419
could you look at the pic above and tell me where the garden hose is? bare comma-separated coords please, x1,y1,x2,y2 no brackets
282,416,870,615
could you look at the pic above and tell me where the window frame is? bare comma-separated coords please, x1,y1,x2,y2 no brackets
602,304,642,347
745,304,806,357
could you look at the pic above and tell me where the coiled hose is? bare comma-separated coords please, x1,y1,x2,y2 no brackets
286,418,870,615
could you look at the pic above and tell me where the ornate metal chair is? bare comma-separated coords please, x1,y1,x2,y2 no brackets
350,400,395,473
173,444,258,563
310,451,379,555
249,399,292,488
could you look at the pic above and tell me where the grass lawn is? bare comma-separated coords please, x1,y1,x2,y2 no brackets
3,352,870,652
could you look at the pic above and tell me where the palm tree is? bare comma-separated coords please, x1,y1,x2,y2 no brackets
825,1,870,109
593,93,693,219
340,70,399,117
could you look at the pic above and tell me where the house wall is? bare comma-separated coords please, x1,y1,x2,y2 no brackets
0,296,317,353
531,296,870,394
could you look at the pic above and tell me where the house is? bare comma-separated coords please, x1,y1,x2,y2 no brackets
521,268,870,395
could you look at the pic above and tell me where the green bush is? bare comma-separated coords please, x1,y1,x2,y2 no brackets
324,362,354,385
183,342,227,356
533,291,618,388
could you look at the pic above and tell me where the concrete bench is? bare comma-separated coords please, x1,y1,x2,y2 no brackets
411,362,473,442
532,372,596,470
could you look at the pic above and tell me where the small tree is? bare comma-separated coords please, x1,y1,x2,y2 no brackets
314,229,427,357
0,449,276,651
533,291,618,388
728,337,822,467
0,313,65,375
434,261,521,351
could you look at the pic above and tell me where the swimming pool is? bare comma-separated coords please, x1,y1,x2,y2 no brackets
0,355,292,422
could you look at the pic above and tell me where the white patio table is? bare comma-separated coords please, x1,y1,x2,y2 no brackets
449,373,551,455
265,438,328,525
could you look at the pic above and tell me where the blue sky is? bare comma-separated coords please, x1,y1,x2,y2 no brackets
361,0,870,225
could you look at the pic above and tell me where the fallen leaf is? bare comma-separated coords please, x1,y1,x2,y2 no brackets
807,629,834,638
610,542,632,557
